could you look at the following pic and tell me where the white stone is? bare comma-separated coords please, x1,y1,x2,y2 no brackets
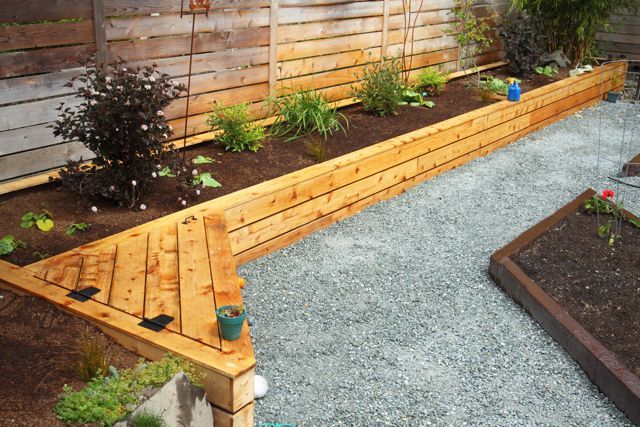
254,374,268,399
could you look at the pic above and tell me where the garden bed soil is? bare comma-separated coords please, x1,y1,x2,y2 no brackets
0,69,563,266
513,208,640,378
0,287,139,426
622,152,640,177
490,189,640,425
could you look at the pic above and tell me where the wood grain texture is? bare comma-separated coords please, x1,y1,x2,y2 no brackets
110,233,147,317
178,215,219,348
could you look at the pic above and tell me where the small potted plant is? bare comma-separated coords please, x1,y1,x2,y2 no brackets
607,74,623,103
216,304,246,341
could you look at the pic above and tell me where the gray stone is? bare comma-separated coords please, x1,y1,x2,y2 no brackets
116,372,213,427
540,49,572,68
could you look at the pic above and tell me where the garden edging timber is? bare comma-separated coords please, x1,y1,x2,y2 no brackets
489,189,640,425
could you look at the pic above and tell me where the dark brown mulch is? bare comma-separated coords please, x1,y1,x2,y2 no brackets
0,288,140,426
0,69,563,267
513,209,640,378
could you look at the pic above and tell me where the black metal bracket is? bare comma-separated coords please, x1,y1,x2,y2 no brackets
138,314,174,332
66,286,100,302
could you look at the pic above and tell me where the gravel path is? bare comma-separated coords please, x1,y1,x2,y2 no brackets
240,102,640,426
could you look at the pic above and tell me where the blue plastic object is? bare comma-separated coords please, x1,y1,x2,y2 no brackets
508,81,521,102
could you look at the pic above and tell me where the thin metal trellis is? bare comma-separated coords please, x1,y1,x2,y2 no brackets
180,0,212,157
595,60,640,236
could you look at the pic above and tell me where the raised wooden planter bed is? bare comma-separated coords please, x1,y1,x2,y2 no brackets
0,62,625,426
489,189,640,425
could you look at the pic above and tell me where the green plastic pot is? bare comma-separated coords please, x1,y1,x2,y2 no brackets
216,305,246,341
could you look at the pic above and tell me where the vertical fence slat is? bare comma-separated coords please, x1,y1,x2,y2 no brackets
269,0,279,97
381,0,390,58
92,0,107,68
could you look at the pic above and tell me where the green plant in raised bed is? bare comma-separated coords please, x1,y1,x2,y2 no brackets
192,155,215,165
20,210,54,232
415,67,449,96
446,0,494,84
584,189,640,245
75,333,110,382
54,353,200,426
305,134,329,163
157,166,176,178
352,56,405,117
191,172,221,188
535,65,558,77
399,89,435,108
270,88,348,141
0,236,26,256
206,102,265,152
65,222,89,236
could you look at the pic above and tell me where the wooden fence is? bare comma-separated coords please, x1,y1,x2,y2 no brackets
0,0,507,182
597,9,640,63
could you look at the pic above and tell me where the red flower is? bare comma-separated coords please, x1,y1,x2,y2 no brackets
601,189,615,200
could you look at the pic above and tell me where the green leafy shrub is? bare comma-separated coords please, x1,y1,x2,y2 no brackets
352,56,405,117
446,0,494,79
500,15,546,76
270,88,348,141
55,353,201,426
0,236,26,256
510,0,640,63
415,68,449,96
52,59,187,208
205,102,265,152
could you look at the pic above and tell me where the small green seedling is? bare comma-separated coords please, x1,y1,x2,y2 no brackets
157,166,176,178
191,172,222,188
192,155,215,165
33,251,50,260
20,210,54,232
535,65,558,77
399,89,435,108
0,235,26,256
66,222,89,236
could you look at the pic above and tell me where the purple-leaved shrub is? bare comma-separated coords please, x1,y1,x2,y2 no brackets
52,59,187,208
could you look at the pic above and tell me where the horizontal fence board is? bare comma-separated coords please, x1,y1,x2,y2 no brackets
104,0,269,16
107,28,269,62
107,10,269,41
0,142,94,181
0,69,80,106
0,96,79,132
0,20,94,52
131,46,269,77
0,0,93,23
0,44,94,78
0,123,63,156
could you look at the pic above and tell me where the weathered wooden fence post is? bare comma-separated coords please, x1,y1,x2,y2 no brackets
381,0,390,58
269,0,279,98
92,0,107,68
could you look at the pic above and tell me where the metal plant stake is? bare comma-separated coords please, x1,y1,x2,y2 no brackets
180,0,211,155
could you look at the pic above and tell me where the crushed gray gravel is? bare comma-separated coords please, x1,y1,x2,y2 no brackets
240,101,640,426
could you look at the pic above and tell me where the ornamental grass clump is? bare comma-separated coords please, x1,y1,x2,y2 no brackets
270,88,348,141
352,56,405,117
415,67,449,96
52,59,187,208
